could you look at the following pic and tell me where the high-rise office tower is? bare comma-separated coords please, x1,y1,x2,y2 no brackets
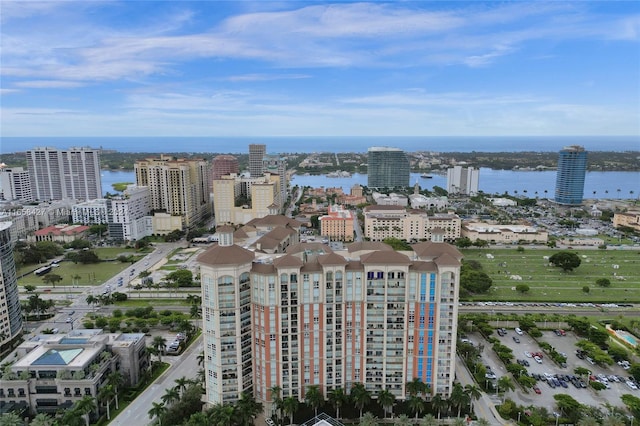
134,155,211,229
0,167,34,202
249,144,267,178
211,155,239,181
26,147,102,201
555,145,587,205
446,166,479,196
199,228,461,408
0,222,23,348
367,147,410,188
263,154,287,210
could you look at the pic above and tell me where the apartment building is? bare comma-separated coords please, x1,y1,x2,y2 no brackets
0,222,23,350
26,147,102,201
462,222,549,244
72,199,108,225
367,147,410,189
0,330,148,417
0,167,34,202
213,174,280,225
319,205,355,242
106,185,152,242
613,211,640,232
134,155,210,229
446,166,479,196
198,225,461,410
363,206,461,242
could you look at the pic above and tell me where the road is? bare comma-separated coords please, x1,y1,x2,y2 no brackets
110,334,203,426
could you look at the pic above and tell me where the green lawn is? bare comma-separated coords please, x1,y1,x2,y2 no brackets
462,248,640,303
18,260,133,287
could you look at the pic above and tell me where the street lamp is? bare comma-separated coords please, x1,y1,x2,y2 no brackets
518,411,521,423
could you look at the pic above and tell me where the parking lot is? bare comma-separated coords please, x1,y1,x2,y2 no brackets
470,328,638,411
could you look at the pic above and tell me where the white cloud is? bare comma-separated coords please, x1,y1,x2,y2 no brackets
14,80,86,88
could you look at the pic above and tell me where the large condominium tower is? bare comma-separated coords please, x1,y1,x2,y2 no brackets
199,228,461,410
0,167,34,202
446,166,479,196
367,147,410,189
249,144,267,178
555,145,587,205
212,155,239,181
0,222,23,348
134,155,210,229
26,147,102,201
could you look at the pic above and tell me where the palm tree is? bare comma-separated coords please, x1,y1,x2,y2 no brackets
269,385,283,422
377,388,396,419
152,335,167,363
351,382,372,418
448,383,467,418
406,377,426,397
0,413,22,426
30,413,55,426
431,393,447,421
327,387,348,419
408,395,425,419
197,351,205,367
75,395,97,426
359,412,379,426
464,384,482,413
577,417,600,426
282,396,299,425
304,385,324,417
208,403,235,426
86,295,98,312
452,418,466,426
394,414,411,426
174,376,190,397
497,376,515,398
475,419,491,426
98,384,116,420
421,414,437,426
602,415,625,426
107,371,124,409
148,402,167,426
237,392,263,426
161,387,180,406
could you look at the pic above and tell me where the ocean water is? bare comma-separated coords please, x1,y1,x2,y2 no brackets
101,169,640,199
3,135,639,154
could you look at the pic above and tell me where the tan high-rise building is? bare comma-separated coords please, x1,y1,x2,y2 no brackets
213,174,280,225
134,155,210,229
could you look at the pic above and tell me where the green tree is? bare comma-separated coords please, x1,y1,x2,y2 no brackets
152,335,167,363
107,371,124,409
328,387,348,419
408,395,425,419
42,273,63,288
549,251,582,272
421,414,438,426
582,285,590,294
269,386,283,423
448,383,469,418
161,387,180,406
29,413,55,426
431,394,447,421
148,402,167,426
393,414,411,426
596,278,611,287
282,396,299,425
237,391,263,426
304,385,324,417
351,382,372,418
359,412,379,426
515,284,530,294
554,394,583,423
98,384,116,420
377,388,396,419
75,395,97,426
464,384,482,413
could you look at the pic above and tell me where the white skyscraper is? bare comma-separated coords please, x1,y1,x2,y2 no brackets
0,167,34,202
26,147,102,201
446,166,479,196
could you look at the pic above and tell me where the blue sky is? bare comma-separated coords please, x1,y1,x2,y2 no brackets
1,1,639,137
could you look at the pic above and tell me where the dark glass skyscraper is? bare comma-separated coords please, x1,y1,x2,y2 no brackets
367,146,410,188
555,145,587,205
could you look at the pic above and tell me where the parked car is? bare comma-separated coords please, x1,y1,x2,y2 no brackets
513,336,521,343
533,386,541,394
534,356,542,364
515,327,524,335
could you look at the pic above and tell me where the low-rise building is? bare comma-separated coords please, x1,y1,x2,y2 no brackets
372,192,408,206
72,199,108,225
613,211,640,232
0,330,148,417
461,222,548,244
363,205,461,242
30,224,90,243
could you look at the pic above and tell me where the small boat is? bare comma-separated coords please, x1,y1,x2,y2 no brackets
420,173,433,178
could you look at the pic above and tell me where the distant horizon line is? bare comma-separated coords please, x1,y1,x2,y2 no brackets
4,135,638,138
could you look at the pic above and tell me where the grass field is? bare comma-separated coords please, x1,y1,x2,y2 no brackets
462,248,640,303
17,247,150,288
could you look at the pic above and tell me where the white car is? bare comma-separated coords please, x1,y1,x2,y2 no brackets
534,356,543,364
627,381,638,390
524,351,532,358
515,327,524,335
